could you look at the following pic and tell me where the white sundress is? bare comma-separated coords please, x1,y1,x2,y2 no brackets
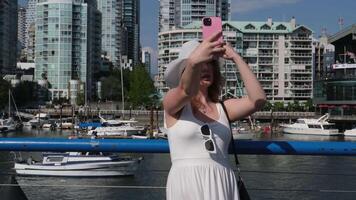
165,103,239,200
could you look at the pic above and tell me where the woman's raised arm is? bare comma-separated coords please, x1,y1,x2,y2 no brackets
163,32,225,119
222,43,266,122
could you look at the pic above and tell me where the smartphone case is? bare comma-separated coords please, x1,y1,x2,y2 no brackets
202,17,223,43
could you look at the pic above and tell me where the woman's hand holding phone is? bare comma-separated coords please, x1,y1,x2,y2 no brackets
202,17,223,44
188,31,225,66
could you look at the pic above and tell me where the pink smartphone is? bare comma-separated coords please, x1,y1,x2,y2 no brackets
202,17,223,43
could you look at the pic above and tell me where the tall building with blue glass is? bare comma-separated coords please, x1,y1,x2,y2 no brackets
122,0,140,66
0,0,17,75
97,0,122,68
35,0,101,103
97,0,140,68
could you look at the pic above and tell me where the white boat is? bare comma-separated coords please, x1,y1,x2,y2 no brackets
56,122,74,129
87,115,144,137
23,113,49,128
281,114,341,136
0,117,16,133
131,135,148,139
344,128,356,137
13,152,142,177
0,89,21,133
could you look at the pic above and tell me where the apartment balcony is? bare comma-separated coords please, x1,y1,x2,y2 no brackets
259,53,274,57
259,61,273,65
290,45,312,49
262,85,273,89
243,53,258,57
291,61,312,65
244,37,258,41
290,77,312,81
290,53,312,57
290,93,311,97
290,85,312,90
290,37,312,41
258,70,273,74
259,45,273,49
259,37,274,41
291,69,312,74
169,36,183,40
259,77,274,81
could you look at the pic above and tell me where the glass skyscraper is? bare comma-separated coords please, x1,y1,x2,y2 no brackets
122,0,140,66
25,0,37,53
97,0,122,68
35,0,101,102
0,0,17,75
97,0,140,68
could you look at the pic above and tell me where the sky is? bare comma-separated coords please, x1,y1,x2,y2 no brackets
20,0,356,75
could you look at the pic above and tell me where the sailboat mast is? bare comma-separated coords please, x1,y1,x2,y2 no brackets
120,65,125,119
8,89,10,117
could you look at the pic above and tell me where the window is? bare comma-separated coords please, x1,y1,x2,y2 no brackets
245,24,255,30
261,24,271,30
276,24,287,30
46,156,64,162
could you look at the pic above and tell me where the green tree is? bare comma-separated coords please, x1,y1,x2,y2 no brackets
0,79,11,110
12,81,37,107
292,100,302,111
273,102,285,111
286,102,293,112
128,65,155,108
76,92,85,106
303,99,314,112
100,68,130,102
262,101,272,111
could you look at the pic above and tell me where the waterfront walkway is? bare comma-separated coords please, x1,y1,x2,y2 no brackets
20,108,315,120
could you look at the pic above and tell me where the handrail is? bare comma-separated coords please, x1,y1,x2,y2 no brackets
1,138,356,156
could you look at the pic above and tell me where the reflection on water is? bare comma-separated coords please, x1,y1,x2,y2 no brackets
1,129,356,199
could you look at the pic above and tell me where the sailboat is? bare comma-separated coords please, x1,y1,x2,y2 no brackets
0,89,21,133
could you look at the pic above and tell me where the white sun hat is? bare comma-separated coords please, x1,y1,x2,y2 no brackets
164,40,200,88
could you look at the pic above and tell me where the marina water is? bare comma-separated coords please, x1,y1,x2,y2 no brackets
1,129,356,200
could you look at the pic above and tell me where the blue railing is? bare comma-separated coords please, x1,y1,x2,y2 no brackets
1,138,356,156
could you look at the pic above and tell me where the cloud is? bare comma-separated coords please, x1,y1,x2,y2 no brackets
231,0,301,14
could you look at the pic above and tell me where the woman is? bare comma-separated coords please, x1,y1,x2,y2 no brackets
163,31,266,200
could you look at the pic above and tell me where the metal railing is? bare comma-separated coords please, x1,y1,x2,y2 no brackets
1,138,356,156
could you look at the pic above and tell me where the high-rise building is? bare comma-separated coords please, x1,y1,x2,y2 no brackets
18,7,27,50
27,23,36,62
157,18,314,103
141,48,151,75
97,0,140,68
35,0,101,103
159,0,231,32
122,0,140,66
97,0,122,68
0,0,18,75
25,0,37,54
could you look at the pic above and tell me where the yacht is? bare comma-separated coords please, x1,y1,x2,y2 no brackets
23,113,49,128
87,115,144,137
0,117,16,133
281,114,341,136
13,151,142,177
344,128,356,137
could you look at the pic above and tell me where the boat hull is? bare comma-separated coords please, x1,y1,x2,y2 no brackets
14,158,141,177
344,129,356,137
15,169,135,177
283,127,342,136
